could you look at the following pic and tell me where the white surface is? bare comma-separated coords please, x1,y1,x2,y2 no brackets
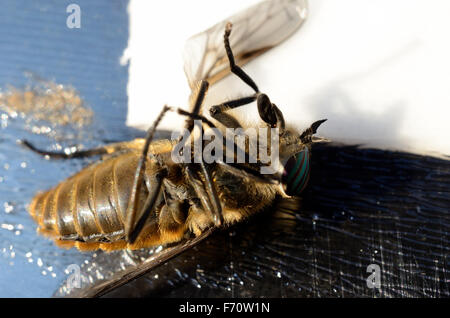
122,0,450,156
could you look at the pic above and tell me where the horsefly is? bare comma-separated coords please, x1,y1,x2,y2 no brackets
22,0,325,296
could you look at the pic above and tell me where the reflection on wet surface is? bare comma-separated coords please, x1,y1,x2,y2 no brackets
0,75,93,137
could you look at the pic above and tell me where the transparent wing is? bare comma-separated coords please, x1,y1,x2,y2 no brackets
183,0,308,90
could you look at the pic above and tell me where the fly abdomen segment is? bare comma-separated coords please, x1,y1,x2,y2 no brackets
29,151,152,248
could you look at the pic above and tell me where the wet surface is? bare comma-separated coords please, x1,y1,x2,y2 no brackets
0,0,448,298
0,0,131,297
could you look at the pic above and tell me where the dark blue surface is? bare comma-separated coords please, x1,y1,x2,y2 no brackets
0,0,129,128
0,0,130,297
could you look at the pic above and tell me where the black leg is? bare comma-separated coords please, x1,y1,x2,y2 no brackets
256,95,286,131
272,103,286,132
20,138,148,160
20,140,108,159
174,106,280,185
215,160,280,185
185,80,209,132
127,170,166,244
185,165,223,226
224,22,259,93
209,95,257,124
199,163,223,225
210,23,286,131
176,107,217,130
177,80,224,227
125,105,171,243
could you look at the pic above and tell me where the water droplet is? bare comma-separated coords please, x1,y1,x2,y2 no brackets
20,162,27,168
4,202,14,214
1,223,14,231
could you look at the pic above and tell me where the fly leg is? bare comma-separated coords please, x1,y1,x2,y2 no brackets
125,105,171,243
158,190,189,239
178,80,224,227
209,23,285,132
21,140,109,159
223,22,259,93
209,94,285,132
185,165,223,228
126,169,166,244
209,96,256,129
20,138,148,159
174,107,280,185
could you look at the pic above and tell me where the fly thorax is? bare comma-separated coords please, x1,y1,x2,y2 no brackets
281,146,311,196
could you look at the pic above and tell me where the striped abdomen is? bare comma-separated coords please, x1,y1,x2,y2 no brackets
29,151,156,251
282,146,311,196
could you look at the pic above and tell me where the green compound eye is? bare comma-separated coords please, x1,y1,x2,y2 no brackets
282,147,311,196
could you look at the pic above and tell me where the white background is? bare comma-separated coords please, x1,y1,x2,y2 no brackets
122,0,450,157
